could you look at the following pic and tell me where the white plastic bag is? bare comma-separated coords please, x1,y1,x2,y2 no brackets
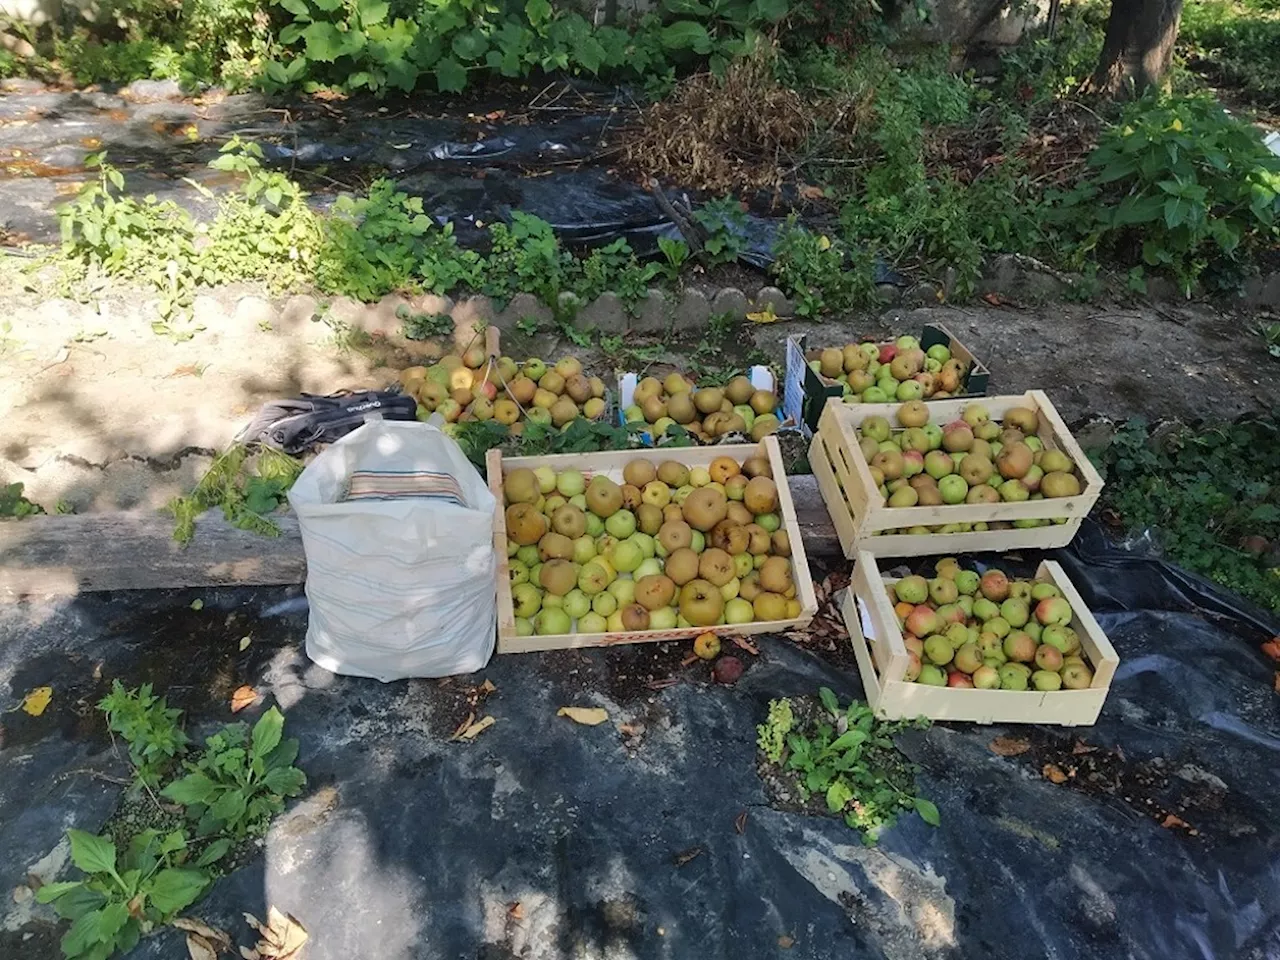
288,419,497,681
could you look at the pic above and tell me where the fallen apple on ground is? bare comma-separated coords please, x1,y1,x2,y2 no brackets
622,372,781,443
889,558,1095,691
503,452,802,635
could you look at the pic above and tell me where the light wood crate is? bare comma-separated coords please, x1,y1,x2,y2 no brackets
843,551,1119,726
486,435,818,654
810,389,1104,558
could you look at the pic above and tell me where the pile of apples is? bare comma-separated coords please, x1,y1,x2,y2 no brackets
401,352,608,431
502,453,802,637
890,558,1095,691
622,373,782,443
859,400,1085,533
807,334,972,403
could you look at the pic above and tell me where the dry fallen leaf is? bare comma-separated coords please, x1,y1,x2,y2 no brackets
239,637,252,651
244,908,307,960
799,184,825,200
457,716,495,741
1072,740,1096,755
778,935,795,949
1273,672,1279,694
557,707,608,726
672,845,704,866
508,902,524,921
746,305,780,324
988,736,1030,757
479,679,496,694
186,933,220,960
734,811,749,835
1260,638,1280,661
21,686,52,717
732,637,759,656
230,686,258,714
1042,763,1069,784
451,711,475,740
174,918,231,951
1161,813,1191,830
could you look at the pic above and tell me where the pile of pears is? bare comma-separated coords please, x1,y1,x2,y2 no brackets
859,400,1085,534
623,372,782,443
807,334,972,403
890,558,1096,692
401,351,608,432
502,453,803,637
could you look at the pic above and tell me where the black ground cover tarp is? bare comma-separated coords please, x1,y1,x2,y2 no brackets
0,86,875,274
1,519,1277,959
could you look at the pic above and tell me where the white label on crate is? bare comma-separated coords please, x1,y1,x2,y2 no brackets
782,337,810,437
856,595,877,648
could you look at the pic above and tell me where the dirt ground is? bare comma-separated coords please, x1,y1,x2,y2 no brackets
0,277,1275,513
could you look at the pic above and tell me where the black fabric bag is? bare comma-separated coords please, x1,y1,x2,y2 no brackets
236,391,418,455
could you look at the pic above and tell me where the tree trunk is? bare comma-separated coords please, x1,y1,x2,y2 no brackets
1085,0,1184,97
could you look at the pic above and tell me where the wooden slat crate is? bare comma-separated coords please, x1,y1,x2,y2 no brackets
486,435,818,654
843,551,1120,726
810,389,1104,558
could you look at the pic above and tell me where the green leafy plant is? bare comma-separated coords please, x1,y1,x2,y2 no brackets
1057,93,1280,294
97,681,189,788
161,707,306,846
484,212,574,306
399,306,454,340
761,689,936,842
169,445,303,544
36,829,209,960
1260,321,1280,361
756,697,793,763
657,236,691,282
316,178,436,301
692,196,749,266
769,218,873,316
1093,418,1280,612
1,482,45,518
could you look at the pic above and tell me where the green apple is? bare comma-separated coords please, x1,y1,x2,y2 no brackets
634,558,663,580
608,578,636,607
515,617,534,637
512,582,542,618
938,474,968,504
649,607,678,629
725,598,754,624
610,540,643,573
592,591,618,617
624,405,645,423
533,465,557,493
516,544,539,567
606,510,637,539
556,469,586,498
632,532,656,559
922,423,943,449
563,589,591,620
584,513,605,537
756,512,781,532
690,530,706,553
572,537,597,565
734,553,753,578
535,607,571,635
509,561,529,585
926,344,951,364
578,612,607,634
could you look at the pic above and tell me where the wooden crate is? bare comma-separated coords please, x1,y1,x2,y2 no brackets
486,435,818,654
782,322,990,437
843,551,1119,725
811,389,1104,558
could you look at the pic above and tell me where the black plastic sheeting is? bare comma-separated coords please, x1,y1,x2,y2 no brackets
0,520,1276,959
0,87,902,280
